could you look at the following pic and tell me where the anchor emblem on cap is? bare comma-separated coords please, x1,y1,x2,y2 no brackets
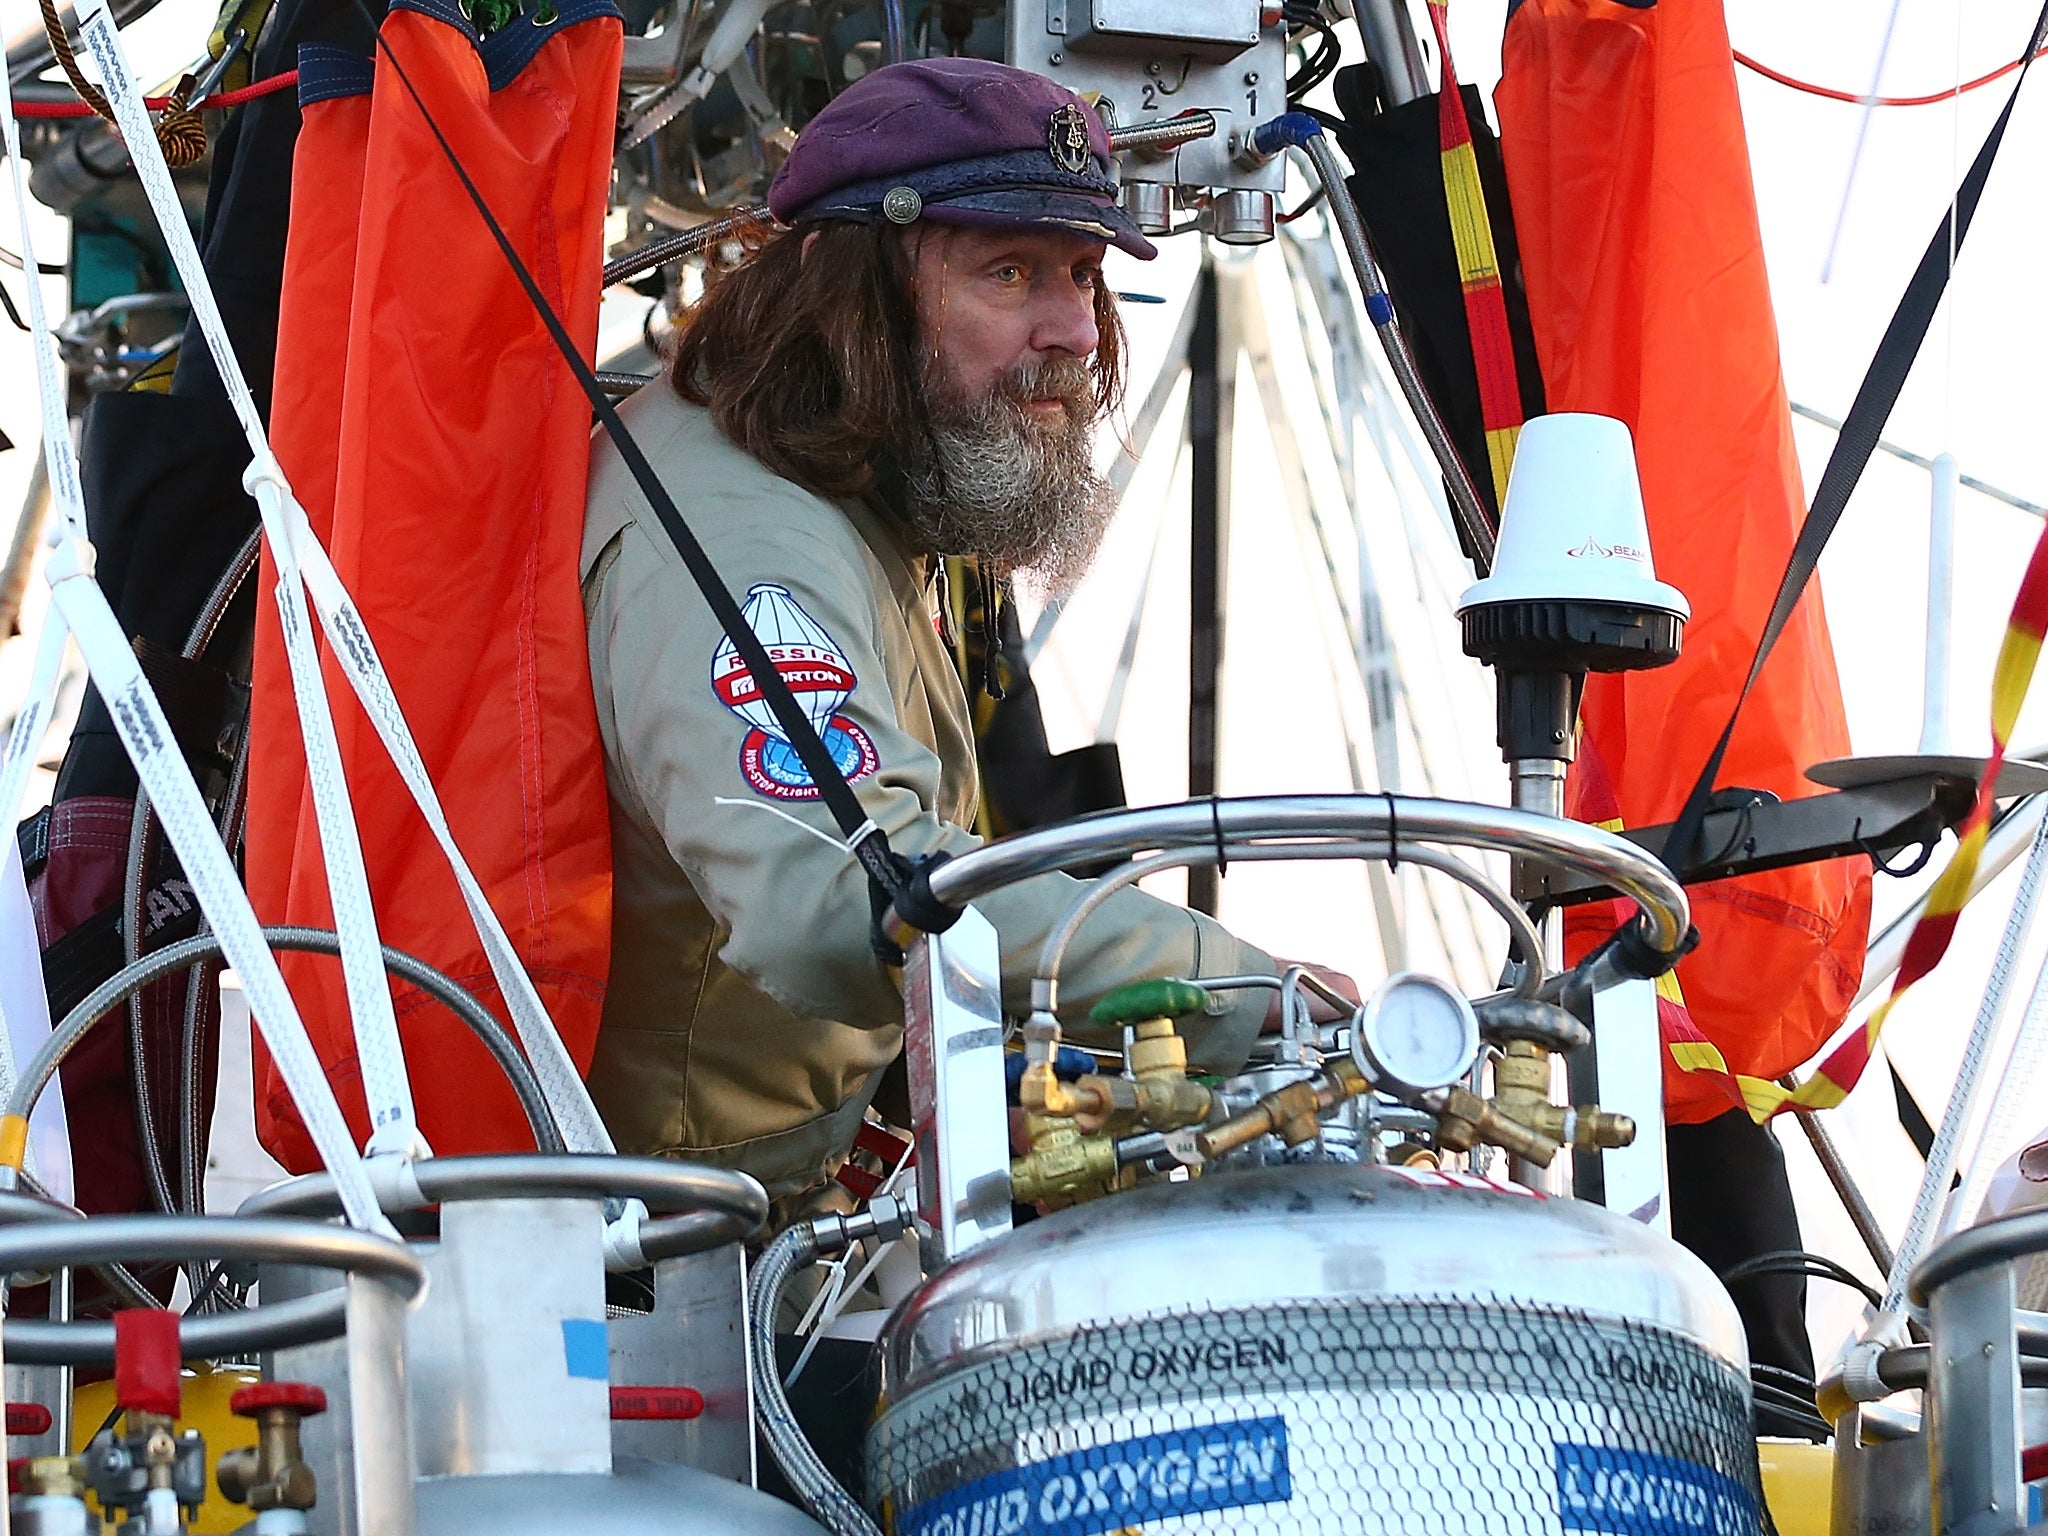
1047,101,1094,175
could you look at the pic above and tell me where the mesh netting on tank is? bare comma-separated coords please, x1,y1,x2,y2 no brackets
868,1298,1766,1536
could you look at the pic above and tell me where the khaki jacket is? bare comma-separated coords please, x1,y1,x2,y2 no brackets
581,385,1274,1197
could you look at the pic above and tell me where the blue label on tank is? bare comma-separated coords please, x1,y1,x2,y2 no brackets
1556,1443,1757,1535
899,1415,1291,1536
560,1317,609,1380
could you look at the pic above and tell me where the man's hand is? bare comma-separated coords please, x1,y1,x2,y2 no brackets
1262,961,1360,1034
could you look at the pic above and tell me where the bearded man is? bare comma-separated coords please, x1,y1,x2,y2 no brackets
581,58,1349,1198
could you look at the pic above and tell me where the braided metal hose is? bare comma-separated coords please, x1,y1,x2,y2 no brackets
749,1199,910,1536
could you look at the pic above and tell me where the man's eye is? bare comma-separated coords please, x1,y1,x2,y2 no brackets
1076,267,1102,288
992,265,1025,283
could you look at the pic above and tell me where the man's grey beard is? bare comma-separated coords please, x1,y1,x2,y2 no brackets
899,356,1115,597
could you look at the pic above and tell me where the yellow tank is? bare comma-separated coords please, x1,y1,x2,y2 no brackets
1759,1439,1833,1536
70,1364,261,1534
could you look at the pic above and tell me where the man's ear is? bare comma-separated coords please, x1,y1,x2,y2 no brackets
801,230,821,263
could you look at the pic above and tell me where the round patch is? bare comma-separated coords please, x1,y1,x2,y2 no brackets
739,715,880,802
1047,101,1095,176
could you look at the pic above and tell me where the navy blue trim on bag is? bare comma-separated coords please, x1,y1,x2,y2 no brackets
298,42,376,106
389,0,623,90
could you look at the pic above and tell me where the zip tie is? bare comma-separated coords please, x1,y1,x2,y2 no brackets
711,796,855,853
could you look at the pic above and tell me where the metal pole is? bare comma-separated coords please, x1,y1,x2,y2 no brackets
1921,452,1958,754
1188,256,1231,915
1780,1077,1896,1275
1352,0,1433,107
0,447,48,640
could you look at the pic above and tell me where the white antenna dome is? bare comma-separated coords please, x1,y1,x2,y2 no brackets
1457,414,1690,620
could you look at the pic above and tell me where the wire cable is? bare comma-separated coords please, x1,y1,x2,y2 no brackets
1721,1248,1884,1309
1736,40,2048,107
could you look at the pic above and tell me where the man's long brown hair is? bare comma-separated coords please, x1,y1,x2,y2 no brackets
669,220,1126,500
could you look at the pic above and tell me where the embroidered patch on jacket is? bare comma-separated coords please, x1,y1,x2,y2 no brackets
712,583,881,802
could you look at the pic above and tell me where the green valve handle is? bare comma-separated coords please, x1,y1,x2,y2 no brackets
1089,978,1212,1027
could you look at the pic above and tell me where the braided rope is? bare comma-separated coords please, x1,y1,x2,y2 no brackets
36,0,205,166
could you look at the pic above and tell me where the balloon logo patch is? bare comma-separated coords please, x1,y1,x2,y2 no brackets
712,583,880,802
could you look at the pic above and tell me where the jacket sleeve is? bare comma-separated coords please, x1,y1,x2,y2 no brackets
588,498,1274,1073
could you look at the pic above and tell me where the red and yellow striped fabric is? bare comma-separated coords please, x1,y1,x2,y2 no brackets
1426,0,1524,504
1764,528,2048,1116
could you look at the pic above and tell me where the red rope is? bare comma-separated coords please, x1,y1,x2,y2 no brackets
12,65,298,118
1735,43,2048,107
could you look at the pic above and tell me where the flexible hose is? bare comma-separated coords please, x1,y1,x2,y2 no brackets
1296,130,1495,568
749,1224,883,1536
14,926,564,1154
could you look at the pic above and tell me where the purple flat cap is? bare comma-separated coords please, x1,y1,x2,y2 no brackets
768,58,1156,260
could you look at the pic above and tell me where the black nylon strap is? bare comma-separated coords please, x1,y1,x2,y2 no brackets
357,12,914,921
1661,1,2048,875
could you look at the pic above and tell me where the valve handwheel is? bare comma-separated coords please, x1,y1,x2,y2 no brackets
229,1382,327,1418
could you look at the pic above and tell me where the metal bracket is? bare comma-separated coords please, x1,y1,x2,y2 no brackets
902,909,1013,1270
1526,773,1975,906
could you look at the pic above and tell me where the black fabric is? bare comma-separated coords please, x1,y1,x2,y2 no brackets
171,0,384,411
1667,1111,1816,1433
1326,78,1546,525
762,1334,877,1505
1890,1060,1936,1161
54,393,258,801
959,585,1130,842
1660,0,2048,876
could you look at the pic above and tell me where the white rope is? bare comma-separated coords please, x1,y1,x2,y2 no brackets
0,47,390,1236
71,0,613,1156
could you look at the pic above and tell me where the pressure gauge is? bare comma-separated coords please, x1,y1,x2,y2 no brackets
1350,973,1480,1097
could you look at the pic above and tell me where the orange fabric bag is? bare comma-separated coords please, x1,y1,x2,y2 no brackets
248,3,619,1165
1494,0,1871,1123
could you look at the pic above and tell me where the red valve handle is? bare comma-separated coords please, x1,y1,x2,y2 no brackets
5,1404,52,1437
229,1382,328,1418
113,1310,182,1418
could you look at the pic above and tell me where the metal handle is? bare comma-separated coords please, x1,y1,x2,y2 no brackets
1910,1206,2048,1305
920,794,1691,955
240,1152,768,1235
0,1215,425,1365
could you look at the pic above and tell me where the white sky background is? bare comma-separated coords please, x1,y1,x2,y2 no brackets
1,0,2047,1360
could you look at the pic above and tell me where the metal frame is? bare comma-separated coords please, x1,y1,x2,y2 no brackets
919,792,1692,953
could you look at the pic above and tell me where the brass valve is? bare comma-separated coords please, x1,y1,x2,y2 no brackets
1008,1113,1119,1207
1198,1057,1371,1161
1490,1040,1636,1155
19,1456,88,1499
1019,979,1214,1137
216,1381,326,1513
1425,1039,1636,1166
1428,1083,1562,1166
